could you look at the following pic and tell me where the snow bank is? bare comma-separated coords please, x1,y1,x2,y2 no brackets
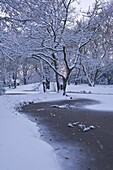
67,84,113,111
0,94,61,170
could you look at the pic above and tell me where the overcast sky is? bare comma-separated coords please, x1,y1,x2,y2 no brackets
79,0,111,11
80,0,95,11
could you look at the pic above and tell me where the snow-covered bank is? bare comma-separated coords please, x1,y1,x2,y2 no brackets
67,84,113,95
68,93,113,111
66,84,113,111
0,93,63,170
5,83,113,112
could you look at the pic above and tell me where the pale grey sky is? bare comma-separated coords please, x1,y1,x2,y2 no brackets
80,0,95,11
79,0,110,11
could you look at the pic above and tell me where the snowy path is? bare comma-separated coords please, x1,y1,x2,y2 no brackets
0,94,61,170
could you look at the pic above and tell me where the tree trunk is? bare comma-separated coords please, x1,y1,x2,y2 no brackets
42,81,46,92
13,74,17,88
52,53,60,93
88,82,95,87
13,71,17,89
55,72,60,92
23,76,27,85
93,69,99,86
62,77,68,95
62,68,74,95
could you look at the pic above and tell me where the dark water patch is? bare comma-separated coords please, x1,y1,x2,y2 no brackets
21,99,113,170
5,93,27,95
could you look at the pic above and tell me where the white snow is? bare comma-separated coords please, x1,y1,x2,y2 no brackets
67,84,113,111
0,93,62,170
68,122,95,132
0,83,113,170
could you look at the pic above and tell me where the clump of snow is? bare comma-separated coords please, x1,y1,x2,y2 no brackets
83,125,95,132
37,108,45,111
51,104,79,109
68,123,75,128
68,122,95,132
51,104,69,109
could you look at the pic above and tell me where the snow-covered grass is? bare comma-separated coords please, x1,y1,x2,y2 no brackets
5,83,42,94
67,84,113,95
67,84,113,111
0,83,113,170
5,82,56,94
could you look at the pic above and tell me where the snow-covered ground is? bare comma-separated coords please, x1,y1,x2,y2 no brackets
0,93,63,170
0,83,113,170
67,84,113,111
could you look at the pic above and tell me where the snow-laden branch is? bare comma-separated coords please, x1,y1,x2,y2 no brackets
63,46,74,71
30,47,63,53
0,16,32,23
32,54,64,78
32,52,56,62
0,49,14,61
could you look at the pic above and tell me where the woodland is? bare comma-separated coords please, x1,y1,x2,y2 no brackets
0,0,113,95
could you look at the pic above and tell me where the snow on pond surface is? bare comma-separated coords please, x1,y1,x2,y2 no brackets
68,122,95,132
67,84,113,111
66,93,113,111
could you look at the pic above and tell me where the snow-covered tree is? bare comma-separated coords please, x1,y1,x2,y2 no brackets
75,0,113,86
0,0,113,95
